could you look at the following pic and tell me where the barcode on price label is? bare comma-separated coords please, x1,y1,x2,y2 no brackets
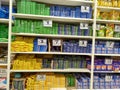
79,40,88,47
43,20,52,27
36,75,46,81
38,39,47,45
80,23,89,29
81,6,90,13
52,39,61,46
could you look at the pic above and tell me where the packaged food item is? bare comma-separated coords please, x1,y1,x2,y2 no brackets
110,10,119,20
106,24,114,37
96,25,106,37
112,0,118,7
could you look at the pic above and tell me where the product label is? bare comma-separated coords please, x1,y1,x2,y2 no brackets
38,39,47,45
52,39,61,46
36,75,46,81
43,20,52,27
115,25,120,32
81,6,90,13
79,40,88,47
80,23,89,29
106,41,114,48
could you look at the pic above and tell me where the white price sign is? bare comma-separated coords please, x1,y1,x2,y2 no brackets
96,24,100,30
115,25,120,32
79,40,88,47
81,6,90,13
105,75,112,82
106,41,114,48
105,58,113,64
36,75,46,81
38,39,47,45
52,39,61,46
43,20,52,27
80,23,89,29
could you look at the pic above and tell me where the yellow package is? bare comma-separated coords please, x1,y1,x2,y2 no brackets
112,0,118,7
106,24,114,37
101,12,109,20
118,0,120,7
110,10,119,20
108,0,112,7
97,9,101,19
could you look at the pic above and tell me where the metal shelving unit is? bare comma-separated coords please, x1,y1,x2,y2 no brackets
5,0,120,90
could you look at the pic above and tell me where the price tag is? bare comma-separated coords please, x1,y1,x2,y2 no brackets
38,39,47,45
36,75,46,81
105,75,112,82
80,23,89,29
105,58,113,64
52,39,61,46
115,25,120,32
81,6,90,13
43,20,52,27
106,41,114,48
96,24,100,30
79,40,88,47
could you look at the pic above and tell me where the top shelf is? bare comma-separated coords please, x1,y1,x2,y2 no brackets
32,0,94,6
1,0,15,5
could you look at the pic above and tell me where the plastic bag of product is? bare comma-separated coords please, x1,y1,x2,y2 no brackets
101,12,109,20
108,0,112,7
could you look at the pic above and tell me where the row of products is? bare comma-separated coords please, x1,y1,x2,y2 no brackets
13,19,93,36
16,0,92,18
94,73,120,89
96,24,120,37
0,5,16,19
87,56,120,71
98,0,120,7
97,9,120,20
0,24,8,42
11,36,92,53
12,73,120,89
95,40,120,54
12,54,89,70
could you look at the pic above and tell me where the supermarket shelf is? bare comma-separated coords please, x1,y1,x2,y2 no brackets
12,13,93,23
0,64,7,66
10,69,90,73
95,54,120,57
97,6,120,11
32,0,94,6
0,18,9,24
0,42,8,44
11,52,92,56
12,33,93,39
96,19,120,24
96,37,120,40
94,71,120,73
2,0,16,5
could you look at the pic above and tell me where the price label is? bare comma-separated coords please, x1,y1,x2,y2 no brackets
81,6,90,13
80,23,89,29
38,39,47,45
36,75,46,81
79,40,88,47
52,39,61,46
96,24,100,30
105,58,113,64
115,25,120,32
106,41,114,48
105,75,112,82
43,20,52,27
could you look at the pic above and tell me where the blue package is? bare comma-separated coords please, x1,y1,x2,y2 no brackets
75,7,81,18
70,7,75,18
86,6,92,18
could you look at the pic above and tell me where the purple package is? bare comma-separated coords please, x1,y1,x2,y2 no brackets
114,48,119,54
